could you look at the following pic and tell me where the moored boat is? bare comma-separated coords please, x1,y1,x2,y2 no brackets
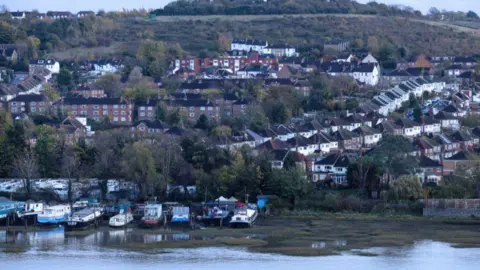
37,205,71,225
109,211,134,228
140,204,163,228
65,207,103,231
197,206,231,226
229,203,258,228
171,206,190,224
0,199,24,225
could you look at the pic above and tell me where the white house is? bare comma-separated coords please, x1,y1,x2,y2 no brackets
29,59,60,75
231,39,268,52
262,44,297,58
91,59,123,75
421,116,441,135
352,126,382,147
309,132,338,154
434,112,460,130
313,154,351,185
361,53,379,65
273,125,295,141
352,63,379,86
287,136,317,156
11,11,26,19
395,118,422,137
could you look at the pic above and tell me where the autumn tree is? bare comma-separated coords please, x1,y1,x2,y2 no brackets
95,73,122,98
122,141,158,199
13,149,39,198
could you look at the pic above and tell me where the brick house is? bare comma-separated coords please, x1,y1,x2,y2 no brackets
332,128,361,151
433,134,462,159
8,94,50,114
449,130,479,150
131,120,169,136
71,85,106,98
442,150,480,175
414,136,442,161
59,116,87,144
417,155,443,184
232,99,248,117
136,99,159,121
55,97,133,124
161,99,219,121
352,125,382,148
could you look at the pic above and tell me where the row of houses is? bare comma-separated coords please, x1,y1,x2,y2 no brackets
230,38,298,58
10,11,95,20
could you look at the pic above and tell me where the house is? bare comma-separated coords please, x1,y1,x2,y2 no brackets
55,96,134,124
77,11,95,17
309,132,339,154
59,116,88,144
332,53,354,63
216,131,256,150
165,126,184,137
8,94,50,114
452,92,470,110
236,64,270,78
232,99,248,117
332,128,361,151
136,99,159,121
420,116,441,135
131,120,169,136
272,125,295,141
453,56,477,67
29,59,60,75
231,39,268,52
410,55,433,69
256,139,290,151
441,104,466,118
90,59,123,75
313,154,352,185
270,150,313,172
395,118,422,137
377,120,403,136
71,85,106,98
323,39,349,52
445,64,464,77
352,126,382,148
344,114,365,130
286,135,317,156
361,53,379,65
383,69,416,85
161,99,219,121
262,44,297,58
433,133,462,159
449,130,479,150
417,155,443,184
434,111,460,130
1,48,18,63
11,11,26,19
442,150,480,175
324,118,352,133
46,11,73,19
415,136,442,161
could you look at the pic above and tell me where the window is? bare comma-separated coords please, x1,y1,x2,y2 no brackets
80,111,87,115
140,107,145,111
113,117,118,122
72,111,77,115
103,105,108,109
241,105,246,109
114,111,119,115
31,102,36,106
139,127,145,131
140,112,146,117
93,111,99,115
147,107,153,111
200,107,205,111
189,106,195,111
336,168,343,172
93,105,99,109
121,105,126,109
147,112,153,116
121,111,126,115
11,108,17,112
121,117,126,122
189,112,195,117
72,105,77,109
208,107,213,111
103,111,109,116
81,105,87,109
114,105,119,109
31,108,37,112
39,102,44,106
325,166,332,170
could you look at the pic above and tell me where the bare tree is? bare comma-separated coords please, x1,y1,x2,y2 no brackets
13,149,38,198
62,147,80,205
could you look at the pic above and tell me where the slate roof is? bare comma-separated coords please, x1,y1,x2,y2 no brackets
353,63,375,73
394,118,420,128
169,93,202,100
62,97,128,105
135,120,169,130
231,38,267,46
418,156,442,168
434,111,457,120
162,99,215,107
387,69,412,77
445,150,477,161
233,99,248,105
9,94,46,102
333,128,359,141
29,59,56,65
352,125,380,136
442,104,460,113
286,135,314,148
166,126,184,136
256,139,290,151
309,132,337,144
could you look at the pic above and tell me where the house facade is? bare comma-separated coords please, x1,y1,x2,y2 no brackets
8,94,50,114
29,59,60,75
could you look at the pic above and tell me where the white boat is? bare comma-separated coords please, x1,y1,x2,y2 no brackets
37,205,71,225
66,207,103,231
229,204,258,228
109,211,133,228
141,204,163,227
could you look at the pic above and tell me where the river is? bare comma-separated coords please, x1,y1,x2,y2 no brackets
1,228,479,270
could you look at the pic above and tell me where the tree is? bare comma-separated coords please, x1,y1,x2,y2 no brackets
413,105,422,123
347,156,380,191
95,74,122,98
151,135,181,199
367,36,380,56
266,167,310,209
388,176,423,201
13,149,38,198
122,141,158,199
195,114,211,131
369,135,417,185
127,66,143,85
466,11,479,19
378,45,392,62
57,68,73,92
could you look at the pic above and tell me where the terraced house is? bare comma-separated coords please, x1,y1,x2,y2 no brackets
161,99,219,121
54,97,133,124
8,94,50,114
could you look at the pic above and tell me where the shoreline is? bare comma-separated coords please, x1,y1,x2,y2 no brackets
3,213,480,256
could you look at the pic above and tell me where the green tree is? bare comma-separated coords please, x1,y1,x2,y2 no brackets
388,175,423,201
95,74,122,98
122,141,158,199
266,167,310,210
467,11,479,19
195,114,211,131
57,67,73,92
413,105,422,123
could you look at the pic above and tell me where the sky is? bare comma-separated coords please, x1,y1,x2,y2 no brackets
3,0,480,14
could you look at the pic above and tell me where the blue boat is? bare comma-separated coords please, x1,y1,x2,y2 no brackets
171,206,190,223
0,199,24,224
37,205,71,225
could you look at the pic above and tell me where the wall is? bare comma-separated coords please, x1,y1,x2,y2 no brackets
423,199,480,217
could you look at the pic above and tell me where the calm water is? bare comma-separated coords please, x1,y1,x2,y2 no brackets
1,228,479,270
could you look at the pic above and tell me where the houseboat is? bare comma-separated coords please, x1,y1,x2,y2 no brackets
197,206,231,226
109,210,134,228
170,206,190,224
37,205,71,225
140,204,163,228
65,207,103,231
0,200,24,225
229,203,258,228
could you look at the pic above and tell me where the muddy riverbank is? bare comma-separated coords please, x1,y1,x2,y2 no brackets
2,214,480,256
